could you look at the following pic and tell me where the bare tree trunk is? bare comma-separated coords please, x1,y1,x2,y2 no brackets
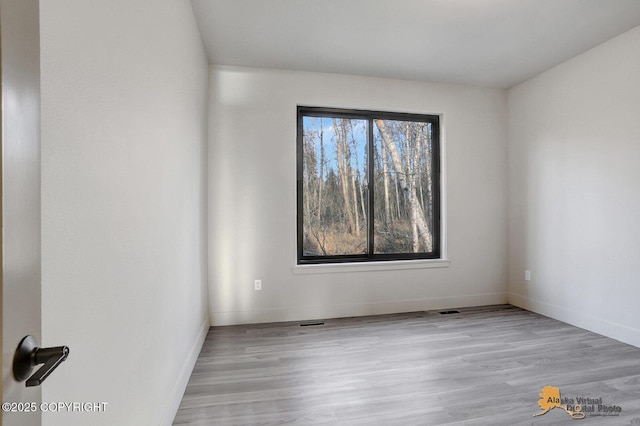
394,174,401,219
317,120,325,224
382,140,391,225
344,122,361,236
343,121,360,236
411,127,423,251
416,124,425,212
303,161,310,224
333,119,356,235
303,133,316,226
375,119,432,251
424,125,434,231
348,122,367,226
419,182,425,213
350,168,360,235
302,131,313,237
410,201,419,251
404,123,418,251
358,175,367,223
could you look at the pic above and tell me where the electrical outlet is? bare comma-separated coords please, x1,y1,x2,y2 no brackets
254,280,262,291
525,270,531,281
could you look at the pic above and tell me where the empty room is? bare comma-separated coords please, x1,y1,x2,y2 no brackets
2,1,640,425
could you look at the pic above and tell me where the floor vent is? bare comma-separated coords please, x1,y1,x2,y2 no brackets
439,310,460,315
300,321,325,327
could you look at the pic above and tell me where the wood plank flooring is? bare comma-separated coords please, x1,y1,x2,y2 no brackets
173,305,640,425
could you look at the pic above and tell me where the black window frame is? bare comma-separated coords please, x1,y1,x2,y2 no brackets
297,106,441,264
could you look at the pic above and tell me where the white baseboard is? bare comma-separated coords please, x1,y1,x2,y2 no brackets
508,292,640,348
210,292,508,326
161,317,210,426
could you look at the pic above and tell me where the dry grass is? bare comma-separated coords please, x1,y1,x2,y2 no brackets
304,222,421,256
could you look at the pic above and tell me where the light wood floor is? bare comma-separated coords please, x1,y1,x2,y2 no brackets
173,305,640,425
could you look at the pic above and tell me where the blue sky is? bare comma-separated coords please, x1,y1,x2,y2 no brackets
302,116,367,180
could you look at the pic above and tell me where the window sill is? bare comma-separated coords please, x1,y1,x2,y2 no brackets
292,258,450,275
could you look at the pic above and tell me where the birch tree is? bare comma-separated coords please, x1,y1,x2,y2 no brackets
375,119,432,252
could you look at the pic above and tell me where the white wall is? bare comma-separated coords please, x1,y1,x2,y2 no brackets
40,1,209,425
209,66,508,325
507,26,640,347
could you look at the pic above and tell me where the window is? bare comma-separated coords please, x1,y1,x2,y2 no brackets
297,107,440,264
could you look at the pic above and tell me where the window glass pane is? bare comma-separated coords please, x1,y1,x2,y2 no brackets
373,119,434,254
301,116,368,256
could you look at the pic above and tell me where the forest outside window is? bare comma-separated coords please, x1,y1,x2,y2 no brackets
297,107,441,264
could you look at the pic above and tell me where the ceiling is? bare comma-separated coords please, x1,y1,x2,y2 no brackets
190,0,640,89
